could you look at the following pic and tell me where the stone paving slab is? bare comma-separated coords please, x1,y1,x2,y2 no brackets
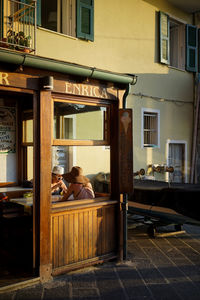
1,224,200,299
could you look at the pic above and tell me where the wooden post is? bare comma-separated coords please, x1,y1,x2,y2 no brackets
119,109,133,260
39,90,52,282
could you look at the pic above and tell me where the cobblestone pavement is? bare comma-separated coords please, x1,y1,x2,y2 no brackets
1,224,200,299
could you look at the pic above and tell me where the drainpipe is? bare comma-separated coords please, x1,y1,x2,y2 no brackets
190,12,200,183
122,77,137,260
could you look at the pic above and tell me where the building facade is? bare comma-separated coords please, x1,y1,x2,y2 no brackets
0,0,200,291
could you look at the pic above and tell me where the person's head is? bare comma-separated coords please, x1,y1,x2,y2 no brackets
52,166,64,183
63,166,89,184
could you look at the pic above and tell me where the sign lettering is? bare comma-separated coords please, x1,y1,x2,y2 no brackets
65,82,109,98
0,72,9,85
0,72,118,99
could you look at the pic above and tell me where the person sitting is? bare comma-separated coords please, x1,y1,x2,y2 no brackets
51,166,68,195
62,166,95,200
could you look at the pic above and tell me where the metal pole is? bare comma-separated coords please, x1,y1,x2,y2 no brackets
123,193,128,260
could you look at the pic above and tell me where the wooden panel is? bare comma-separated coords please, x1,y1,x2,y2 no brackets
119,109,133,193
58,216,64,267
51,203,117,269
39,90,52,280
83,211,89,260
78,212,84,261
74,213,79,262
0,71,118,100
88,210,93,258
68,214,74,264
92,210,98,257
63,215,69,265
97,208,102,256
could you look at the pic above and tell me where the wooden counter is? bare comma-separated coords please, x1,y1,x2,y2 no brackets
0,187,32,199
51,198,118,274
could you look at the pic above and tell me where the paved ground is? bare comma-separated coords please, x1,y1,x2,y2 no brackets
1,223,200,299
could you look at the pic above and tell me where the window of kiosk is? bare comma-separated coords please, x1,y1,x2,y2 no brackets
0,96,34,283
0,102,17,185
52,99,110,199
22,110,34,181
0,96,33,195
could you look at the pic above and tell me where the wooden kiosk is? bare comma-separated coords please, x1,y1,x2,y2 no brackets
0,50,134,289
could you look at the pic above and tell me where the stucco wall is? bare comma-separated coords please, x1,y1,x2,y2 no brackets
36,0,195,182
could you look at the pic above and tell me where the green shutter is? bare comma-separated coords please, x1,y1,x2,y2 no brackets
36,0,41,26
159,11,170,65
20,0,41,26
198,29,200,75
77,0,94,41
186,24,198,72
0,0,3,39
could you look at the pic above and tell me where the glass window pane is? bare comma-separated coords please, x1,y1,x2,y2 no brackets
27,146,33,180
54,101,108,141
188,26,197,47
0,106,17,183
52,145,110,194
23,119,33,143
41,0,57,32
81,7,90,34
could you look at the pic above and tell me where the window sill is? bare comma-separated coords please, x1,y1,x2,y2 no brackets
37,26,78,41
51,197,117,213
37,26,90,42
143,145,159,148
168,65,186,73
0,186,32,193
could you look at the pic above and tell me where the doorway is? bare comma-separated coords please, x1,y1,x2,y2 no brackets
0,92,36,287
167,140,187,183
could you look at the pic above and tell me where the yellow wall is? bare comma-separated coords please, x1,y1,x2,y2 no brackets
75,111,110,176
76,146,110,176
36,0,195,182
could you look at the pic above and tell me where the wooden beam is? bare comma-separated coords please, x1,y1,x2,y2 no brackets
39,90,52,282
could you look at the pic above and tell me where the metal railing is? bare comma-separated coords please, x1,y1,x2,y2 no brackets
0,0,36,53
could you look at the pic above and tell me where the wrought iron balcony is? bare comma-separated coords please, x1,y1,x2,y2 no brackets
0,0,36,53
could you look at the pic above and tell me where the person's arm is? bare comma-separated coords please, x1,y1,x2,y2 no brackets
51,182,60,192
61,184,74,200
60,180,68,193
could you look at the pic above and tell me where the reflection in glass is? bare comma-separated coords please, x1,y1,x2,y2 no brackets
52,145,110,193
22,119,33,143
54,101,108,140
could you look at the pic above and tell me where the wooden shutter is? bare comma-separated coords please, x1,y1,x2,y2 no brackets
36,0,41,26
77,0,94,41
159,11,170,64
119,109,133,193
186,24,198,72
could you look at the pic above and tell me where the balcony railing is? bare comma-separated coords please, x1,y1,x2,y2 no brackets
0,0,36,53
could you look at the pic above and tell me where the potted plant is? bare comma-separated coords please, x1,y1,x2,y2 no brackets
6,30,32,52
15,31,32,52
6,30,16,49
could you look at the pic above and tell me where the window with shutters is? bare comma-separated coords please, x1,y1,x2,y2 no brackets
169,19,185,70
159,11,198,72
142,109,160,148
41,0,94,41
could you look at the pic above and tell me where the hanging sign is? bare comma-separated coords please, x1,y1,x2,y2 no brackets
0,107,16,153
